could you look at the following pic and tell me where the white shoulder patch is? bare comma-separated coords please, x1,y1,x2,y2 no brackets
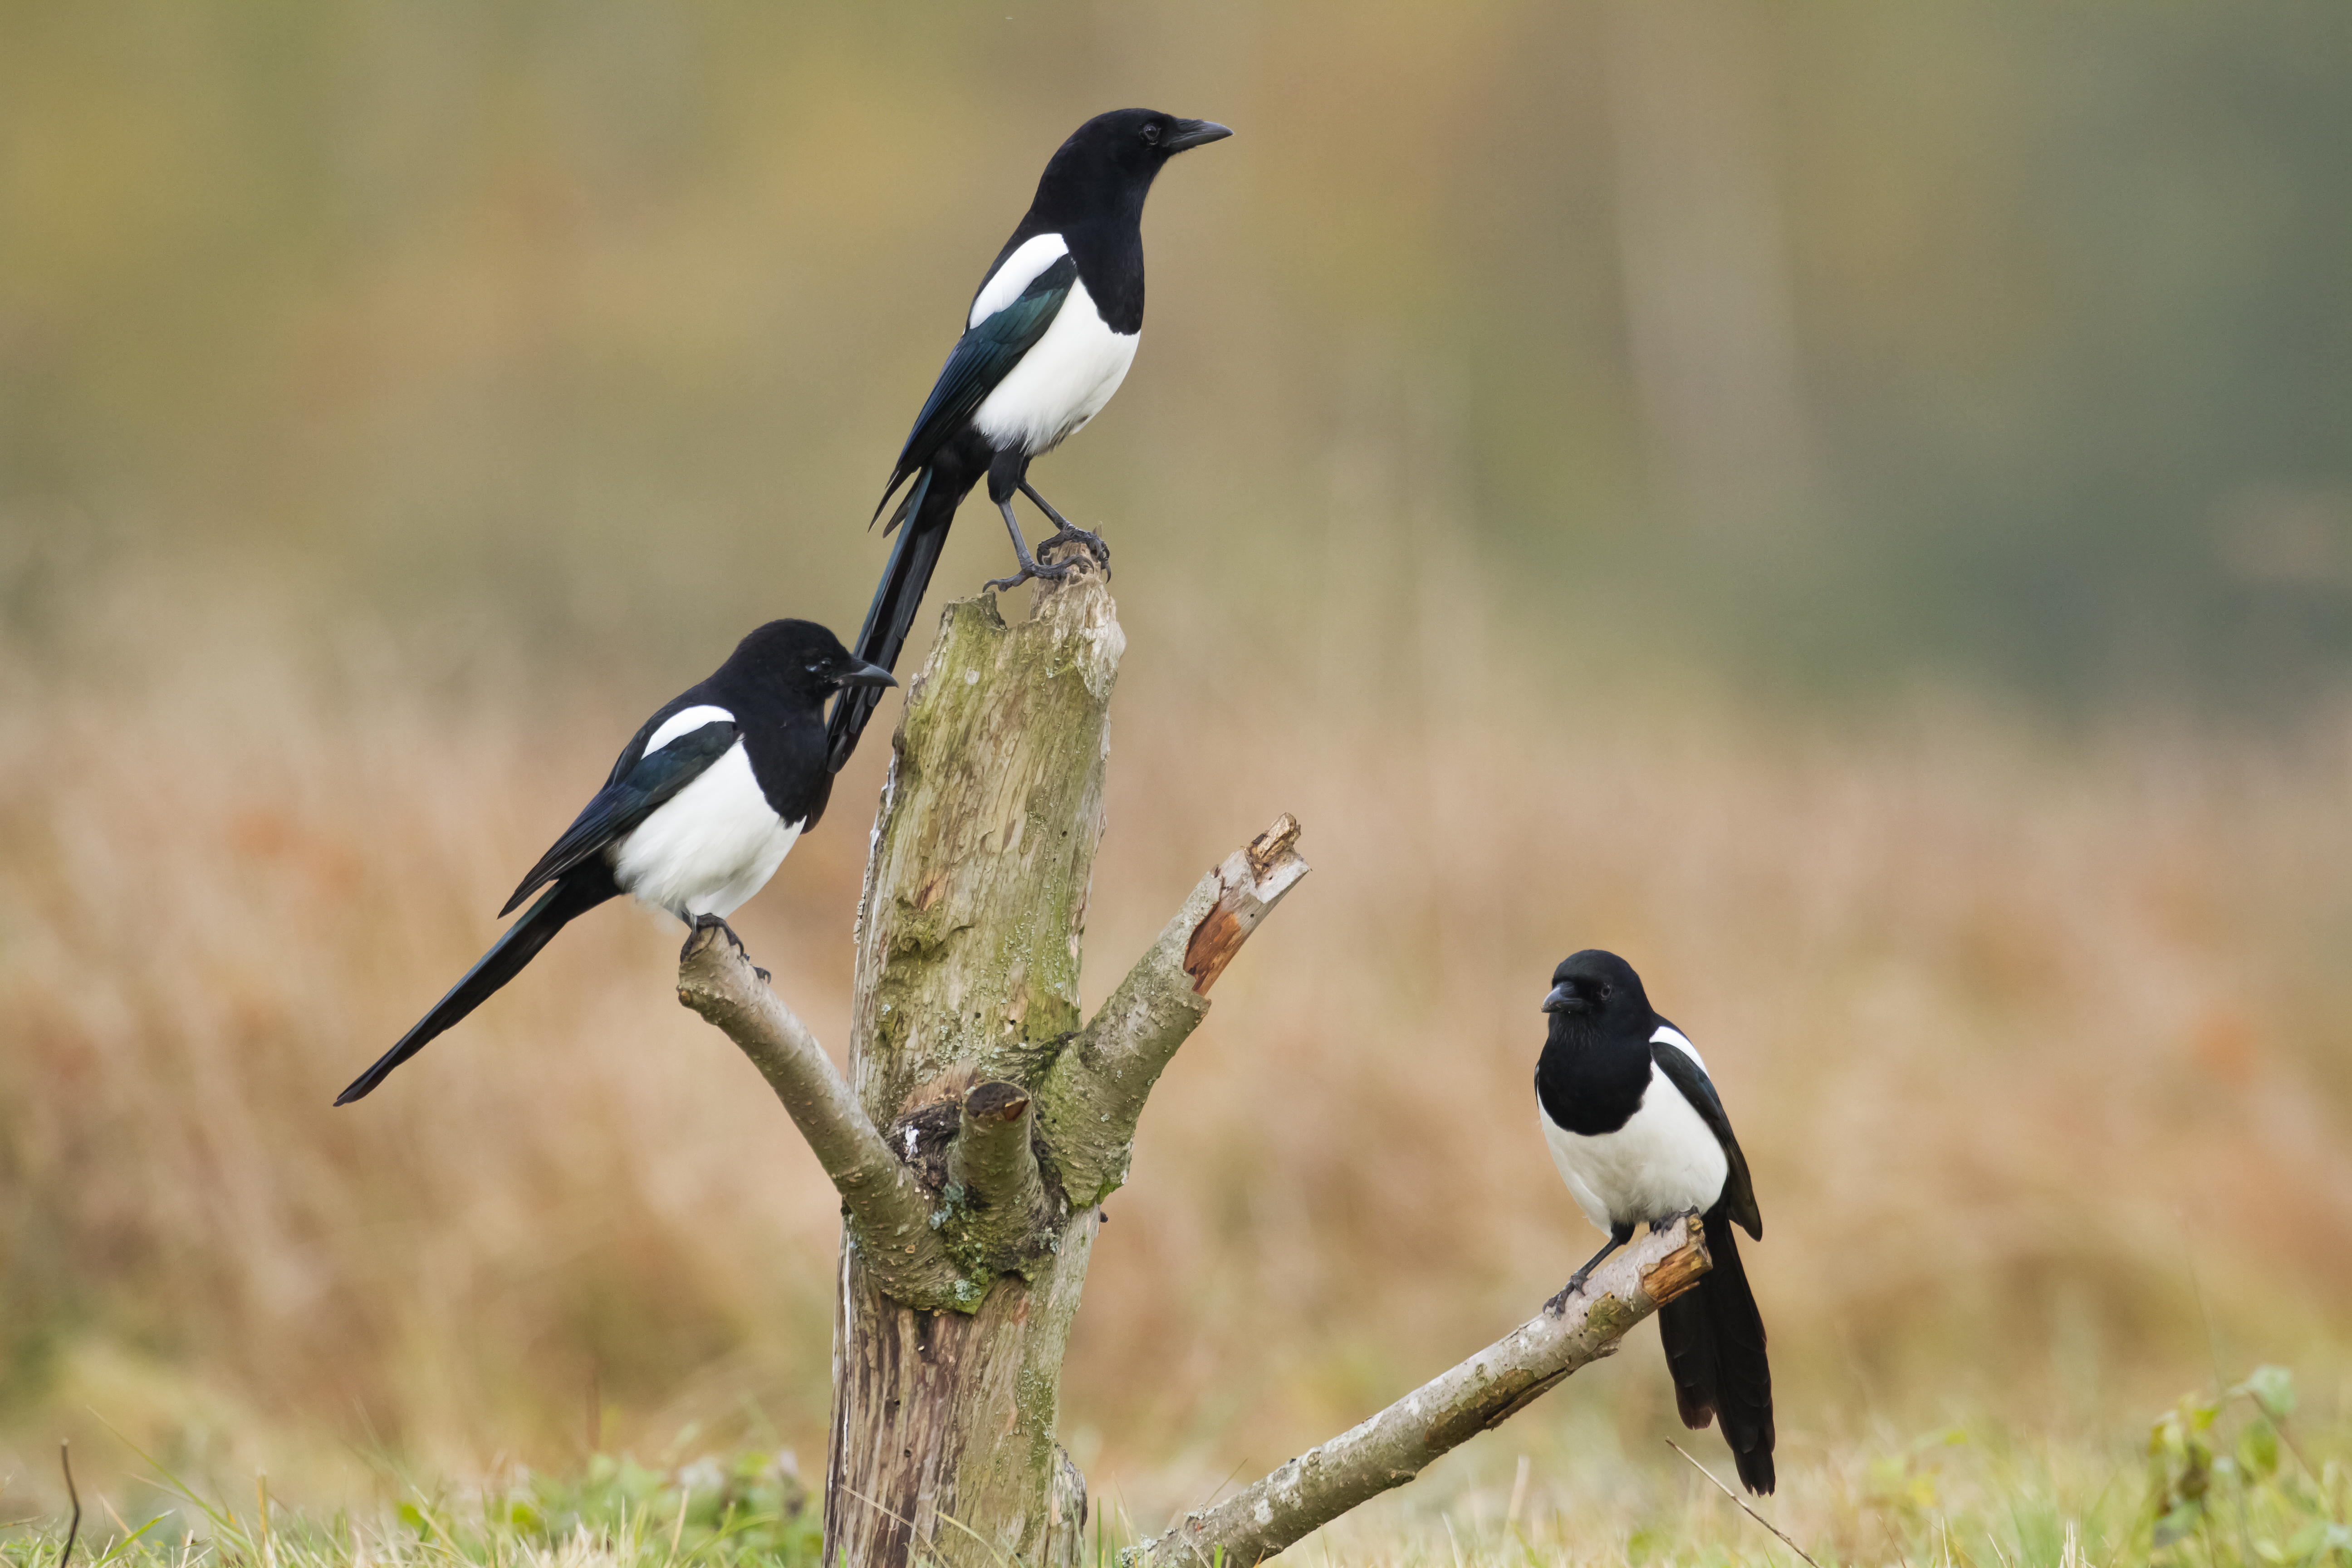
969,233,1071,328
1652,1024,1708,1071
644,704,734,755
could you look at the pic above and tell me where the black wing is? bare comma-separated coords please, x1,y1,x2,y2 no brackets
498,718,737,914
1651,1036,1763,1240
873,253,1078,524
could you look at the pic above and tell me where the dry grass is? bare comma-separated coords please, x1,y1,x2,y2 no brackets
2,560,2351,1530
2,1377,2347,1567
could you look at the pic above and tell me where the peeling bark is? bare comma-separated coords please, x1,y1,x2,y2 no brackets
1128,1218,1712,1568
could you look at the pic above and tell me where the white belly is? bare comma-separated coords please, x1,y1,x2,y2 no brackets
608,742,802,920
1541,1059,1729,1233
971,276,1139,456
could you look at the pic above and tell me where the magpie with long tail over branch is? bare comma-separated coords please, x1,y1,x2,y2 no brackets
334,620,893,1105
1537,949,1777,1494
822,108,1231,776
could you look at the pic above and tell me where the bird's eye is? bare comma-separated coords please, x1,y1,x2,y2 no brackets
1140,123,1162,145
1598,982,1614,1000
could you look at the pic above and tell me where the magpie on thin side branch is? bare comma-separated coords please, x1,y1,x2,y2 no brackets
334,620,892,1105
1536,949,1777,1494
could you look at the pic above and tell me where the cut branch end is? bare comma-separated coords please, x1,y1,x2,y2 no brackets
1183,814,1310,994
945,1079,1058,1271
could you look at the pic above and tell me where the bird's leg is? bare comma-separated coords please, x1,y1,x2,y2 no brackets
684,912,769,983
683,911,741,957
1018,479,1110,572
1650,1207,1695,1235
983,497,1083,593
1545,1222,1636,1316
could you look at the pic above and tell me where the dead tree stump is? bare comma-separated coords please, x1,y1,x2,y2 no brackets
681,571,1307,1565
677,569,1707,1567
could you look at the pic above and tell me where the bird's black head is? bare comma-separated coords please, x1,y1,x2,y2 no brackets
1541,949,1653,1029
720,620,897,703
1033,108,1232,220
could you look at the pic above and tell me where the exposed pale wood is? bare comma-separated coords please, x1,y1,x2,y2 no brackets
674,923,959,1303
1128,1217,1712,1568
1044,1443,1090,1568
1183,814,1308,992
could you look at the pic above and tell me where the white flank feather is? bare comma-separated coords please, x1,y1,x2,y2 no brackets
609,741,802,920
971,275,1138,456
1540,1059,1730,1234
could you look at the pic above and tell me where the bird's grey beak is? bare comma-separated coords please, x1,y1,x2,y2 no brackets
1163,119,1233,153
834,659,897,690
1542,983,1578,1015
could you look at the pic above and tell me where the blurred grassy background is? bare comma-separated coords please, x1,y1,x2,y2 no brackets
4,0,2352,1537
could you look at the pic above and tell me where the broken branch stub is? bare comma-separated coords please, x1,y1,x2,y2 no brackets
1037,813,1310,1207
945,1080,1058,1272
1128,1217,1712,1568
1183,814,1309,991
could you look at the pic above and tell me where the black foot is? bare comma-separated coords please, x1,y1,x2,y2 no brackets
754,965,772,985
1036,525,1110,573
1545,1268,1597,1317
983,553,1085,594
1548,1223,1634,1314
684,912,748,962
1650,1208,1694,1235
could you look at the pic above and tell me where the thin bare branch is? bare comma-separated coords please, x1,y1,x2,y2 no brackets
1127,1217,1711,1568
1038,815,1309,1205
1666,1441,1821,1568
56,1441,79,1568
676,925,963,1305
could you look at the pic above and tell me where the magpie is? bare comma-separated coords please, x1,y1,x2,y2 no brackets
333,620,894,1106
1537,949,1776,1494
823,107,1232,774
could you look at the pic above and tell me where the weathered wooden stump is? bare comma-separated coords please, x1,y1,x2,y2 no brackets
677,569,1708,1567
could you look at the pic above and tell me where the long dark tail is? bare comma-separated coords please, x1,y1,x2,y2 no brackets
823,455,976,778
1658,1201,1776,1494
334,874,615,1105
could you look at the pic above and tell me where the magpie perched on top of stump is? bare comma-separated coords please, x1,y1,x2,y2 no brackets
823,107,1231,778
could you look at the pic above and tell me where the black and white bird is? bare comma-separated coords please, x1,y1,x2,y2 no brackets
823,107,1231,774
1537,949,1776,1494
334,620,893,1105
